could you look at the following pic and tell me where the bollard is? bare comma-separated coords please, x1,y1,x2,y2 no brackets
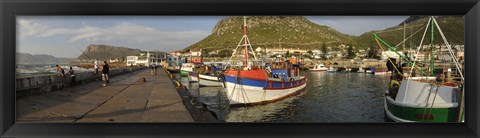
139,78,147,82
175,80,182,87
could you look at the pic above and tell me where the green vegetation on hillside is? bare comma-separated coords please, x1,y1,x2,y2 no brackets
356,16,464,50
185,16,356,52
185,16,464,53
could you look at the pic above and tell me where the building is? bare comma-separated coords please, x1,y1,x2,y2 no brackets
166,54,181,67
126,51,166,67
188,49,203,63
381,51,405,61
168,51,182,56
109,58,120,63
265,48,308,56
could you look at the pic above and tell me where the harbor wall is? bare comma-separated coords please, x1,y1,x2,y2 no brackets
16,67,144,97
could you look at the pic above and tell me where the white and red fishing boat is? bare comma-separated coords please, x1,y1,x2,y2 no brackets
309,64,328,72
221,16,307,106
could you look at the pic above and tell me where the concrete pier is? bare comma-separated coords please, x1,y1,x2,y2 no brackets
16,68,217,122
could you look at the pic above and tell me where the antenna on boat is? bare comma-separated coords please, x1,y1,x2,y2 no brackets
224,16,257,70
243,16,248,66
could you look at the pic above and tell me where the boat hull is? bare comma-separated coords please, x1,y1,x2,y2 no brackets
166,67,180,73
223,72,307,105
180,70,189,76
224,80,306,105
199,74,223,87
308,69,328,72
384,79,461,122
384,96,460,122
188,72,199,82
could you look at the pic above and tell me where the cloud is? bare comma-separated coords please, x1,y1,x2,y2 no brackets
17,19,209,51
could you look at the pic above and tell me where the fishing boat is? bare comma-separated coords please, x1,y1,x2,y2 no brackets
199,74,223,87
369,67,389,75
357,68,366,73
327,67,337,72
196,63,225,87
309,64,328,72
180,63,195,76
188,71,199,82
221,16,307,106
375,17,464,122
166,66,181,73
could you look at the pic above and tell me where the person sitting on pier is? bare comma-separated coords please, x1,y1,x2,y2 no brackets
67,66,76,86
102,61,110,86
55,65,65,78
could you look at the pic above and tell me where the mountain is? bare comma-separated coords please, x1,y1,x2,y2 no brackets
17,53,74,65
185,16,464,52
356,16,464,50
76,44,141,61
184,16,356,51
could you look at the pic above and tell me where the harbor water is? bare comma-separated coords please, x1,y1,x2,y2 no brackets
176,71,390,123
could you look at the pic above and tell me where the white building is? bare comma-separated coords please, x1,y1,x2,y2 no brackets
126,51,166,67
167,55,181,67
189,49,203,57
381,51,405,61
265,48,308,56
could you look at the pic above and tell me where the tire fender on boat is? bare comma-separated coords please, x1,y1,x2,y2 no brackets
217,74,224,81
289,78,294,82
273,74,279,78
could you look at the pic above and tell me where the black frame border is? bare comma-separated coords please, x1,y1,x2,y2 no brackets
1,0,479,137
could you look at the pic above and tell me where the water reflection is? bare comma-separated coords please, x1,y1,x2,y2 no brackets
176,72,389,122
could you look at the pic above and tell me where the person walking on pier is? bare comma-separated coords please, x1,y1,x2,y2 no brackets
67,66,76,86
102,61,110,86
94,59,100,80
151,64,158,75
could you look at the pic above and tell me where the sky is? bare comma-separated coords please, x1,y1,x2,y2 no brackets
17,16,408,58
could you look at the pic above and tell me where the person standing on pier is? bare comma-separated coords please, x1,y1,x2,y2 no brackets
154,64,158,75
67,66,76,86
94,59,100,80
150,64,154,75
102,61,110,86
130,63,134,73
55,65,66,84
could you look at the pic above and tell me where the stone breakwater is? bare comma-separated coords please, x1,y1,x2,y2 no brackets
16,67,144,97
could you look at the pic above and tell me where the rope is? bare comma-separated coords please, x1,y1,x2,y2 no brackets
421,83,435,120
426,82,441,120
374,38,406,78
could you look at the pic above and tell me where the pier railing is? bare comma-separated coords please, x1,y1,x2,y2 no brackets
16,67,144,97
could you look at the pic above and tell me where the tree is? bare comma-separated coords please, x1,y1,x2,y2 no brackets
202,49,211,57
346,45,356,59
307,50,313,55
321,43,328,60
367,42,380,59
218,49,232,58
285,50,290,57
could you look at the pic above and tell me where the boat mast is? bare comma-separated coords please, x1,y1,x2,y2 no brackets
429,17,435,76
243,16,249,66
403,22,406,51
224,16,257,70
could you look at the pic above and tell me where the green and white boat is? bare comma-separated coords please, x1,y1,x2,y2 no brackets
374,16,465,122
180,63,194,76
